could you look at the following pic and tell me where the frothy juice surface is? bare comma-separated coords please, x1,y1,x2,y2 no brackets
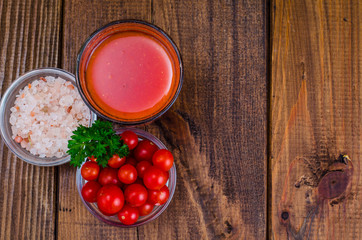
85,32,173,118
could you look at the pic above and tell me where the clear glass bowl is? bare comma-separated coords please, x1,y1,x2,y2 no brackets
0,68,97,166
76,20,183,125
76,127,176,227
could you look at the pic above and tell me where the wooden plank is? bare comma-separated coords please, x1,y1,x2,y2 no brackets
0,0,61,239
271,0,362,239
60,0,267,239
58,1,151,239
138,0,268,239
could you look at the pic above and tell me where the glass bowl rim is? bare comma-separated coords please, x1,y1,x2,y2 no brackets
75,19,183,125
76,127,177,227
0,67,97,166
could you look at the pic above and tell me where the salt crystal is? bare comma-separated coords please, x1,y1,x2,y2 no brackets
9,76,91,158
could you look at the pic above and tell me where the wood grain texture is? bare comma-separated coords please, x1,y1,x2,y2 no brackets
0,0,61,239
271,0,362,239
139,0,267,239
60,0,267,239
57,1,151,239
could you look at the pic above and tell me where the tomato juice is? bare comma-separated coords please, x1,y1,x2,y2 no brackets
77,21,182,124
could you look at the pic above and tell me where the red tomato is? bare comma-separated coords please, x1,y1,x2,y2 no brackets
88,155,97,162
133,140,159,162
121,131,139,150
143,166,168,190
81,161,100,181
118,164,138,184
124,184,148,207
108,154,126,168
97,185,124,216
81,181,101,202
138,202,154,216
117,204,139,225
125,157,138,167
98,167,122,187
148,185,170,205
152,149,174,171
136,161,152,178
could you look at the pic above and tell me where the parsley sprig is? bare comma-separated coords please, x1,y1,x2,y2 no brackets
67,120,129,167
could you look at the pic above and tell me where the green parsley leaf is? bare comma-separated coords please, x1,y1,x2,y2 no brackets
67,120,129,168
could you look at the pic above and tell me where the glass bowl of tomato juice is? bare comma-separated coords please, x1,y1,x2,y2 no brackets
76,20,183,125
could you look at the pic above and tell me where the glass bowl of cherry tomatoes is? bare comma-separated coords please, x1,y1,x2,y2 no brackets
76,127,176,227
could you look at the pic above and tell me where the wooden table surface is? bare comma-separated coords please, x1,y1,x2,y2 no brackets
0,0,361,239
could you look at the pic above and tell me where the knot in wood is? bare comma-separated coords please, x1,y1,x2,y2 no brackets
281,211,289,221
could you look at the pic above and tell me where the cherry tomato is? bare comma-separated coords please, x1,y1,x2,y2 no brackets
81,161,100,181
136,161,152,178
88,155,97,162
97,185,124,216
121,131,138,150
152,149,174,171
118,164,138,184
125,157,138,167
117,204,139,225
133,140,158,162
143,166,168,190
98,167,122,187
124,184,148,207
147,185,170,205
81,181,101,202
108,154,126,168
138,202,154,216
